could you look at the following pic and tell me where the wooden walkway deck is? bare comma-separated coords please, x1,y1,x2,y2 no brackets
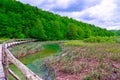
0,45,5,80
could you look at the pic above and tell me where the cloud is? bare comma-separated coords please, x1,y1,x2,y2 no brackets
86,0,116,21
54,0,118,29
18,0,44,6
21,0,77,11
19,0,120,30
42,0,101,12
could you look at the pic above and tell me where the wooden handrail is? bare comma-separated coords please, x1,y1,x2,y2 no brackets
8,68,21,80
2,39,42,80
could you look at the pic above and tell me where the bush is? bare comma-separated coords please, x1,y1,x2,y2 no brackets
83,36,115,43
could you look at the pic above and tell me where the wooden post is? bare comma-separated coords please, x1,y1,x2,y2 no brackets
6,43,8,48
5,54,9,80
2,44,5,64
11,43,12,47
9,43,11,47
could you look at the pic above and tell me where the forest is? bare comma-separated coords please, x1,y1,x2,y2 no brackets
0,0,115,40
111,30,120,36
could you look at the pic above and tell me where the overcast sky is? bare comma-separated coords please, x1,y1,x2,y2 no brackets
19,0,120,30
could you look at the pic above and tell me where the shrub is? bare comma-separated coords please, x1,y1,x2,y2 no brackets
83,36,115,43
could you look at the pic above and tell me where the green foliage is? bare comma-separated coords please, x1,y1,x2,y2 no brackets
77,27,85,39
84,27,92,38
0,0,115,40
30,19,47,40
111,30,120,36
66,23,85,40
18,33,25,38
83,36,116,43
0,38,10,44
116,30,120,36
66,23,78,40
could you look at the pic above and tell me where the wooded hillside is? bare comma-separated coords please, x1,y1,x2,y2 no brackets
111,30,120,36
0,0,115,40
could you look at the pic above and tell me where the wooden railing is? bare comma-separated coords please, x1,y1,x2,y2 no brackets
2,39,42,80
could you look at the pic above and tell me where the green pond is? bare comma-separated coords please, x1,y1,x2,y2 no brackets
9,43,61,80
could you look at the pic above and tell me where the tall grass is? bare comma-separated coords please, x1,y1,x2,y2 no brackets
0,38,10,44
64,40,84,46
10,42,43,58
47,41,120,80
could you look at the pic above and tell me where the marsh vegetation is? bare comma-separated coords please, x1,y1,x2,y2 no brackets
8,38,120,80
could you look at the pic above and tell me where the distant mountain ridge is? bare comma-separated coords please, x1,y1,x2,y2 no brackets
0,0,115,40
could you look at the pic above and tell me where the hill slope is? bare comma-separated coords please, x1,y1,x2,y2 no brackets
111,30,120,36
0,0,115,40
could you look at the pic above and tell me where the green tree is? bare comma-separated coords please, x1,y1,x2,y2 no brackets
0,0,115,39
77,27,85,39
53,21,63,40
31,19,47,40
66,23,78,40
84,27,92,38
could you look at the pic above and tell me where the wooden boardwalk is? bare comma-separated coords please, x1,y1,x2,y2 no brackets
0,40,43,80
0,45,5,80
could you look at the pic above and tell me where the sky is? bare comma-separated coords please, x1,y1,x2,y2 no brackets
19,0,120,30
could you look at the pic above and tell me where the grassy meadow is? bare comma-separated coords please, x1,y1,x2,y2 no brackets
46,40,120,80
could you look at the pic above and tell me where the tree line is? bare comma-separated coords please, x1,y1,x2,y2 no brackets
111,30,120,36
0,0,115,40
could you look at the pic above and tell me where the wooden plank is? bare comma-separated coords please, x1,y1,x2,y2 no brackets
0,62,5,77
0,45,2,61
5,54,9,80
0,45,5,80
